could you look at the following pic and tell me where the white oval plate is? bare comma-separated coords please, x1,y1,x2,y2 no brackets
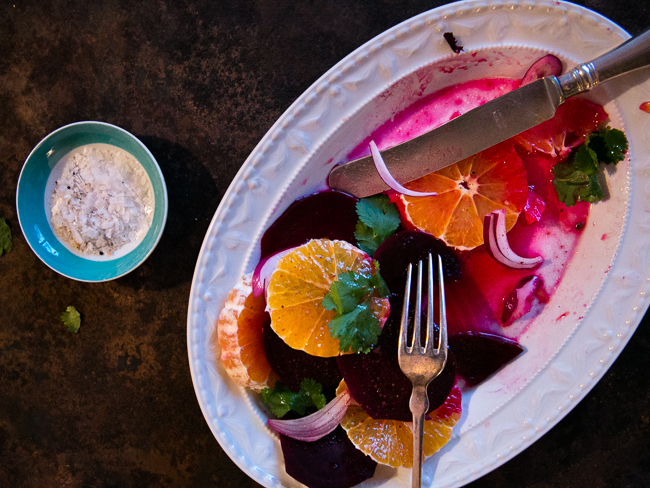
187,1,650,486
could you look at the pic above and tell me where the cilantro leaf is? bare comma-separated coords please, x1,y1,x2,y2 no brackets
370,262,391,298
354,195,400,255
552,126,627,207
322,271,368,314
322,267,389,354
603,128,628,163
328,302,382,354
572,145,598,175
0,218,13,256
261,379,326,418
61,306,82,333
299,378,326,410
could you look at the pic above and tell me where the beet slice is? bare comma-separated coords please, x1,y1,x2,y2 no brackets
280,426,377,488
449,332,524,386
373,230,461,296
260,190,359,259
337,304,456,422
264,321,342,392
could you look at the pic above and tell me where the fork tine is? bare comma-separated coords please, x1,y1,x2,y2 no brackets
412,259,424,351
424,253,435,353
437,254,448,353
399,263,413,354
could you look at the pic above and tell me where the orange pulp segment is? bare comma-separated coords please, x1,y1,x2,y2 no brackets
266,239,390,357
340,386,462,468
395,142,528,251
217,274,278,391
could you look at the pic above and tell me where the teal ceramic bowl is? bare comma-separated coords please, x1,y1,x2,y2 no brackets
16,121,168,282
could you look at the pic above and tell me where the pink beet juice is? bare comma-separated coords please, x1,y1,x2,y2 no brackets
347,78,590,340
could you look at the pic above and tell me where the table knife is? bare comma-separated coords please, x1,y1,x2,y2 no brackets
328,29,650,198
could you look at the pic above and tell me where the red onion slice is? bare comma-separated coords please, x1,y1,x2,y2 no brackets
267,390,351,442
520,54,563,86
369,141,437,197
252,247,295,297
483,209,543,269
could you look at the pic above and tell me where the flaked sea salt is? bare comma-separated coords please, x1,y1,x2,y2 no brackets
49,145,154,256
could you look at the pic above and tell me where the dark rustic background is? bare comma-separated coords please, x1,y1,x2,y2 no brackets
1,1,649,487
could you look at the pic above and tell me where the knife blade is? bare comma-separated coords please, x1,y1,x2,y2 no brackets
328,29,650,198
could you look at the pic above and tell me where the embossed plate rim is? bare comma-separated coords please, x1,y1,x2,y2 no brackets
187,1,649,486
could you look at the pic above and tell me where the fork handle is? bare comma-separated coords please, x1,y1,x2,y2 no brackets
410,385,429,488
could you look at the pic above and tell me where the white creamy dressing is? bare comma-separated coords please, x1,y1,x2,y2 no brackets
45,143,155,259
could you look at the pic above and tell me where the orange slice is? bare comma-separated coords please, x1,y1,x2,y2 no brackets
395,142,528,251
216,274,278,391
340,386,462,468
266,238,390,357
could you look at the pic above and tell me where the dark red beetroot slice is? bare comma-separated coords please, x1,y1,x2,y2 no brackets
260,190,359,259
373,230,461,296
337,304,456,422
280,426,377,488
520,54,563,86
449,332,524,386
264,321,342,392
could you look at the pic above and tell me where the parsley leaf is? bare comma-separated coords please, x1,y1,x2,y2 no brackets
354,195,401,255
61,306,82,333
0,218,13,256
322,265,389,354
552,127,627,207
261,379,326,418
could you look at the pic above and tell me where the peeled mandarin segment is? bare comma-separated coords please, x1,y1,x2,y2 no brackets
397,142,527,250
368,295,391,324
340,386,462,468
267,239,387,358
271,301,336,350
403,189,461,237
216,275,277,391
472,193,521,231
407,172,459,193
342,406,413,468
435,162,463,182
443,194,483,250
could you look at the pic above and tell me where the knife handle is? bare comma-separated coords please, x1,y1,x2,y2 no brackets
559,28,650,99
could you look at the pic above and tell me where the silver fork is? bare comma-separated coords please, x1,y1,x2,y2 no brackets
398,253,448,488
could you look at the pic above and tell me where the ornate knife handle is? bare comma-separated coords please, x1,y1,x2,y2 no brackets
559,27,650,100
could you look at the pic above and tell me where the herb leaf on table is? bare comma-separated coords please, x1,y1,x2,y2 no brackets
61,306,82,333
0,218,13,256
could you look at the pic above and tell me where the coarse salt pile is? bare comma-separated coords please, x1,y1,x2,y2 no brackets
50,145,155,256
